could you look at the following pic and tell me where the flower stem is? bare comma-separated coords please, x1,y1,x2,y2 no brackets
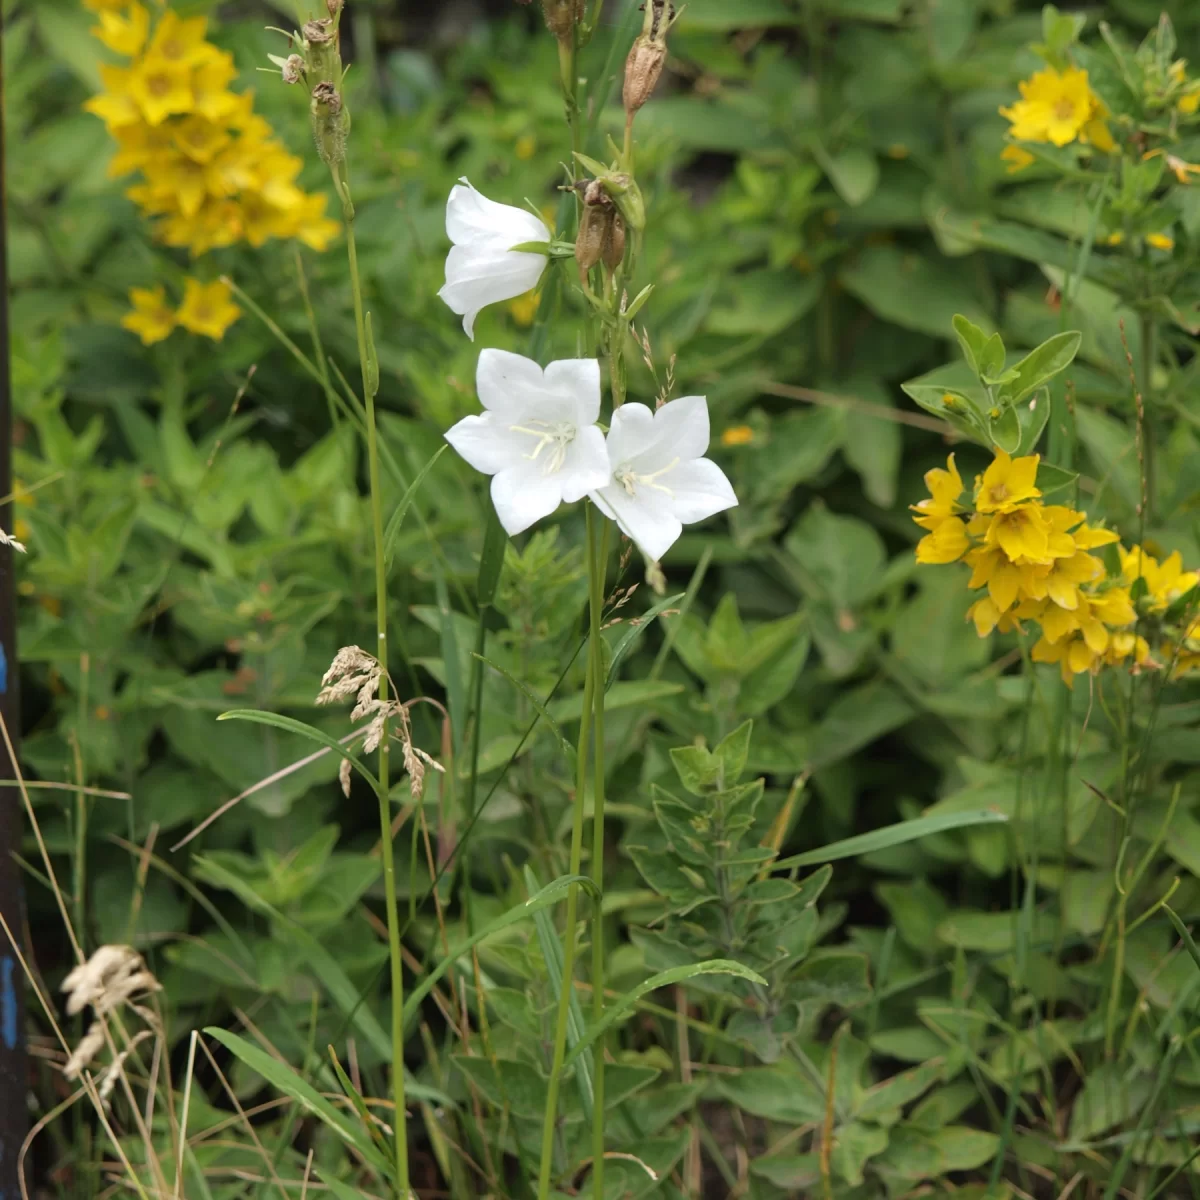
535,508,601,1200
588,514,610,1200
333,161,409,1199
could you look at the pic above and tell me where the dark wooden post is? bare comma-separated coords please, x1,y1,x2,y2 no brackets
0,8,26,1198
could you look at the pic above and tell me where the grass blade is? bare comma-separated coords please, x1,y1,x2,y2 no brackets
563,959,766,1067
773,809,1008,872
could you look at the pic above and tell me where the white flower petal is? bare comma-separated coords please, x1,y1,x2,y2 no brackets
440,181,551,338
645,395,712,468
439,245,546,342
491,465,563,536
604,403,656,467
559,425,612,503
444,412,530,476
446,178,550,246
592,483,683,562
667,457,738,524
544,359,603,426
475,348,551,416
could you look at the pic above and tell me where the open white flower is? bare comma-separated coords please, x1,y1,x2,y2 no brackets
590,396,737,561
445,349,610,536
438,179,551,340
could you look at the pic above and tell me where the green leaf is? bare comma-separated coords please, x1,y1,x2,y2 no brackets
475,653,576,773
1004,331,1082,406
550,679,684,722
1036,462,1078,499
773,809,1008,871
951,314,991,378
216,709,378,793
606,592,685,688
988,404,1021,454
831,1122,889,1186
714,1063,825,1124
714,721,753,784
818,146,880,207
678,0,808,28
564,959,765,1067
383,444,449,569
204,1028,390,1176
839,245,993,339
854,1059,944,1120
401,874,599,1027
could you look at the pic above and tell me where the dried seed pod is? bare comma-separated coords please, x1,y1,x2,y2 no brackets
623,2,678,122
603,210,627,270
303,17,340,85
542,0,584,41
575,194,612,276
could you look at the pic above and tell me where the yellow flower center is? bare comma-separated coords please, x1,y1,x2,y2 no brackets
147,73,171,98
161,38,184,61
1054,97,1076,120
989,483,1009,503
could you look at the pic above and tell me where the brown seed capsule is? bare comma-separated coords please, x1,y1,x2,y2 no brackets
326,0,344,15
542,0,584,41
575,202,610,277
623,2,677,121
603,210,627,270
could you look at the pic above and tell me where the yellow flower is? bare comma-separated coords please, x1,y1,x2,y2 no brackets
107,121,176,177
1103,231,1124,246
176,278,240,340
121,285,176,345
721,425,755,448
1180,92,1200,115
1081,117,1116,154
1001,144,1035,173
129,54,194,125
886,144,909,160
916,518,971,565
146,10,212,69
1121,546,1199,610
515,134,537,161
91,2,150,58
190,51,241,123
508,289,541,326
83,65,144,131
173,116,231,164
1000,67,1093,147
973,450,1041,514
1143,149,1200,184
1146,232,1175,251
912,453,964,529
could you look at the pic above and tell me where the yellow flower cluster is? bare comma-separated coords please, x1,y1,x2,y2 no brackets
122,277,240,345
83,1,339,256
1000,66,1115,152
912,451,1158,686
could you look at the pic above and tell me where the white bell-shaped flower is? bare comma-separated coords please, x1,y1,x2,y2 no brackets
590,396,737,561
438,179,551,340
445,349,611,536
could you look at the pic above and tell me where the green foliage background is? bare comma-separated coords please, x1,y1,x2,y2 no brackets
10,0,1200,1195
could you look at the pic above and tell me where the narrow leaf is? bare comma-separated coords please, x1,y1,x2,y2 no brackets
383,444,449,568
204,1028,390,1175
606,593,685,689
217,710,378,793
475,653,576,772
564,959,766,1067
773,809,1008,872
402,874,599,1027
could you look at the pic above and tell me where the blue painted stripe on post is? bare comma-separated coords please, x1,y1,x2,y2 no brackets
0,641,7,693
0,956,16,1050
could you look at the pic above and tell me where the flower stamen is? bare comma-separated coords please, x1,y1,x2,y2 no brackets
615,457,679,497
509,420,578,473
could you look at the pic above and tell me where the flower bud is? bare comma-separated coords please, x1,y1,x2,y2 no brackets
311,81,348,168
542,0,583,41
602,172,645,232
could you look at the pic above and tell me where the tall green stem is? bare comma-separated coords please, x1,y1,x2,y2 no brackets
334,162,409,1198
535,507,601,1200
588,517,610,1200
